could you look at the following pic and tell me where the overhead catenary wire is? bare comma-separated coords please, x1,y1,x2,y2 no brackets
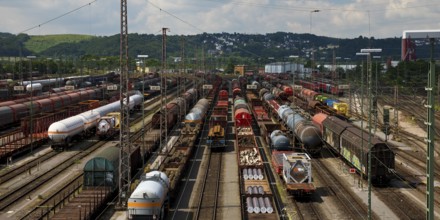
19,0,99,34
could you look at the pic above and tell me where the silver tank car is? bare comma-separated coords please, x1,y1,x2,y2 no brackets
25,83,43,92
259,88,270,100
270,130,291,151
183,98,210,134
277,105,294,122
279,105,322,155
128,171,169,220
185,98,209,122
263,93,275,101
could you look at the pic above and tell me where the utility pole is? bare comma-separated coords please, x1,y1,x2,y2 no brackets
359,48,382,220
27,55,36,156
138,54,148,165
401,30,440,220
159,27,169,165
179,36,184,98
202,46,206,98
426,38,436,220
118,0,131,208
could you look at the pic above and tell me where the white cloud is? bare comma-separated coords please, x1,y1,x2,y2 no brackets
0,0,439,38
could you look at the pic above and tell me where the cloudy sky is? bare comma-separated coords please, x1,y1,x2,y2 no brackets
1,0,439,38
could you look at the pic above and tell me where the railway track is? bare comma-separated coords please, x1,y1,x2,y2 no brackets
0,150,58,185
19,174,84,219
291,198,321,220
17,121,153,219
194,150,222,220
313,156,379,220
168,115,211,220
0,83,189,218
375,187,424,219
254,137,285,219
0,139,105,211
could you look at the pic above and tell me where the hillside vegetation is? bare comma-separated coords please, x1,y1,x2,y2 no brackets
24,34,95,53
1,32,437,62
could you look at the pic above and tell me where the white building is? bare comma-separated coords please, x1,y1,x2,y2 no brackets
264,62,305,74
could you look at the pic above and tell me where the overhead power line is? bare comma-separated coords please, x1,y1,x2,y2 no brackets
19,0,98,34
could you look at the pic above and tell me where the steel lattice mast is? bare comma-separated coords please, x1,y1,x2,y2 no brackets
118,0,131,208
159,28,169,164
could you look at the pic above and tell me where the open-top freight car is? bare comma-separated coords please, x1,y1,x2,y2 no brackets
246,92,270,122
233,95,278,219
49,145,142,220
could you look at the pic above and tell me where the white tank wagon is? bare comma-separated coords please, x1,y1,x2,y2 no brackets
96,112,121,140
25,83,43,92
48,93,143,150
21,78,64,86
128,171,170,220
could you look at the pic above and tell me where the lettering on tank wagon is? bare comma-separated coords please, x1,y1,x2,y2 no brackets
65,85,75,90
107,85,118,91
202,84,213,90
14,86,24,91
150,85,160,91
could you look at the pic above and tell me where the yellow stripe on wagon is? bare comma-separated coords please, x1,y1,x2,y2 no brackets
127,202,162,208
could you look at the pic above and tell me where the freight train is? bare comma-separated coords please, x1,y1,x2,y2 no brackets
233,95,279,218
128,96,214,220
246,92,315,195
207,89,228,149
260,89,323,155
48,92,143,150
20,78,65,92
312,113,395,185
151,88,197,130
298,79,349,96
0,88,102,128
292,87,350,119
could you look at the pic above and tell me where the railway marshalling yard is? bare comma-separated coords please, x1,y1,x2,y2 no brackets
0,77,439,220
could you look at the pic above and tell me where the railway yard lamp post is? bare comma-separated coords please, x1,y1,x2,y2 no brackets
358,48,382,220
372,55,381,133
27,55,36,155
401,30,440,220
137,54,148,163
356,52,368,191
289,55,299,86
309,9,320,81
